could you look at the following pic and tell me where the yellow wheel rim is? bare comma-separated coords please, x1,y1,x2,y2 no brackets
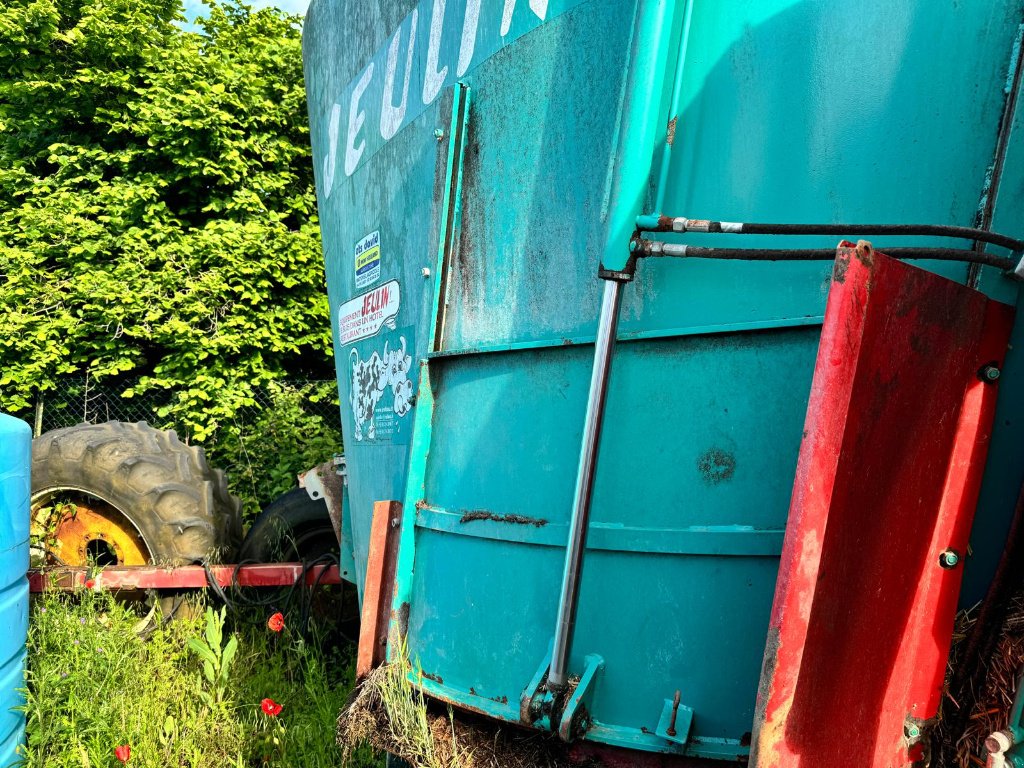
32,495,150,567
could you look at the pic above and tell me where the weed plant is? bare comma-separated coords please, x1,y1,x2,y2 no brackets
19,588,383,768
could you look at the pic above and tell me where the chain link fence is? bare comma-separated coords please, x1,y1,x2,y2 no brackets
24,378,345,518
29,378,341,436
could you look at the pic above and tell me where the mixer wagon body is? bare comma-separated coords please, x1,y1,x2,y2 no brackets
302,0,1024,763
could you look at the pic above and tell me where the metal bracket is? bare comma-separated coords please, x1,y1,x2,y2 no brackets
520,642,554,728
299,457,347,539
557,654,604,742
655,692,694,746
299,467,326,502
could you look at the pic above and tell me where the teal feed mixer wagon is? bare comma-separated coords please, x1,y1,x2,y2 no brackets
303,1,1024,764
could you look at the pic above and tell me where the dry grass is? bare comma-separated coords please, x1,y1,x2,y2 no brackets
935,595,1024,767
337,643,576,768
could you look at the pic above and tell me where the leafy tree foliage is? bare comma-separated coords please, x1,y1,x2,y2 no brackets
0,0,334,444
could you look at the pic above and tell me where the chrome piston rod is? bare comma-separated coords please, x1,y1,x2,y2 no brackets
548,279,623,689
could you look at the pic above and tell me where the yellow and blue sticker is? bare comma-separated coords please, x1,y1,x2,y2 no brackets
354,230,381,289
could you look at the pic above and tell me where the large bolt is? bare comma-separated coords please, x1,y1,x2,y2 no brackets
939,549,960,569
980,364,1002,382
666,690,681,737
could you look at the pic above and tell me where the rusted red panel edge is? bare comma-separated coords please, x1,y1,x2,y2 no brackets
357,499,404,679
751,242,1015,768
28,563,341,592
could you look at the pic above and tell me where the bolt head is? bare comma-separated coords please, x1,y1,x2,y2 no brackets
981,365,1001,382
422,267,431,278
434,129,444,141
939,549,960,568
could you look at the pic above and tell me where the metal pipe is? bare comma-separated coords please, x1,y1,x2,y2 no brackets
653,0,695,213
634,215,1024,253
548,279,623,690
968,23,1024,287
633,241,1017,270
599,0,680,275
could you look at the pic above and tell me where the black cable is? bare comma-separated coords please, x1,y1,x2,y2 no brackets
297,552,340,639
635,242,1017,270
637,218,1024,253
193,554,346,642
200,559,233,610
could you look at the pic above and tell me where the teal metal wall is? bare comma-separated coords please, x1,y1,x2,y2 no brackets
304,0,1024,758
0,415,30,766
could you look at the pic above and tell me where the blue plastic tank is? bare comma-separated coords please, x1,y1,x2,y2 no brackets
0,415,30,766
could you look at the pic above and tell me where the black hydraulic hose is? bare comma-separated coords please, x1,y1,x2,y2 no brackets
636,217,1024,254
633,241,1017,271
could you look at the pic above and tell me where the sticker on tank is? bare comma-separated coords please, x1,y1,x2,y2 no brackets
354,230,381,288
349,334,415,442
319,0,588,193
338,279,401,345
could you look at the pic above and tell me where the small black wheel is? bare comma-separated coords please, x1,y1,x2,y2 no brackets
240,487,357,634
238,487,337,563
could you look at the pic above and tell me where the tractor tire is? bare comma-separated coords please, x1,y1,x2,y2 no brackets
238,487,337,564
31,421,243,567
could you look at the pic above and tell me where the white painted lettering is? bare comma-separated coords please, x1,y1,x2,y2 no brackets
457,0,482,76
381,10,418,140
422,0,449,105
345,63,375,177
500,0,548,36
323,103,341,196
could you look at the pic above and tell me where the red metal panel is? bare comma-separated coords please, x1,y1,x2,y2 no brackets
357,500,404,679
28,563,341,591
752,242,1015,768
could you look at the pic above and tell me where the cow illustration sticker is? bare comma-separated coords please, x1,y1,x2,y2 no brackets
348,333,415,443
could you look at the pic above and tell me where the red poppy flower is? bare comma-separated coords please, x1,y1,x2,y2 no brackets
84,579,95,589
267,612,285,633
260,698,283,717
114,744,131,763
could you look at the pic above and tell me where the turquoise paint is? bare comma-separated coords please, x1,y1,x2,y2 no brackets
304,0,1024,757
0,415,30,767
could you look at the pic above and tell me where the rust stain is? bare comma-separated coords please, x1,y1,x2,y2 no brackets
697,448,736,485
421,671,444,685
391,601,410,639
666,116,678,146
459,510,548,527
854,239,875,267
833,251,851,284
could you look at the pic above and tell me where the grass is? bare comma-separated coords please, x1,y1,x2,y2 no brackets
338,638,466,768
19,587,384,768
